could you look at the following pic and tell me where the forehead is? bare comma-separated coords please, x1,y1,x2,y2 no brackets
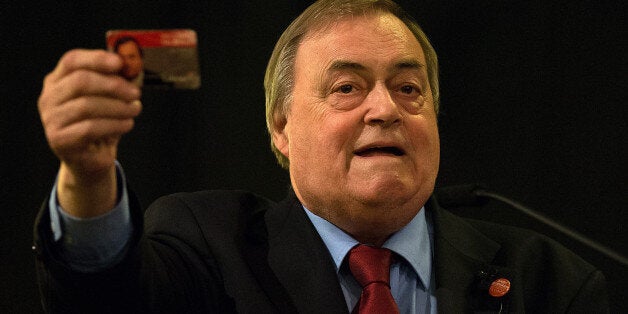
298,12,425,66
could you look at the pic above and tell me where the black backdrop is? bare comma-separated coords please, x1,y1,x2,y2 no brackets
2,1,626,312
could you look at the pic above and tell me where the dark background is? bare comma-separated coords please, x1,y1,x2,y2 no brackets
1,0,626,312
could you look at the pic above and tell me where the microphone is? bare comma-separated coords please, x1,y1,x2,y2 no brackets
435,184,628,267
434,184,487,208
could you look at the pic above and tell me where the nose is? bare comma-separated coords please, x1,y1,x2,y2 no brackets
363,83,402,127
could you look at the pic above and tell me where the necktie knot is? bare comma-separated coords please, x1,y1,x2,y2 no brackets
348,245,399,314
348,245,393,287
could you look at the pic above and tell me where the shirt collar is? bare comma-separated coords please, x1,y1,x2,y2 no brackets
304,206,433,289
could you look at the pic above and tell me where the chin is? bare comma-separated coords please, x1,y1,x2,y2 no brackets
344,207,419,245
352,177,419,204
354,179,434,220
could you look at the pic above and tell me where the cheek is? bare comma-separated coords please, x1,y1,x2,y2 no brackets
293,115,359,174
296,103,355,142
294,119,343,156
409,116,440,164
319,114,363,158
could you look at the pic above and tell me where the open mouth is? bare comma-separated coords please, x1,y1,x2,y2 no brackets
354,146,405,157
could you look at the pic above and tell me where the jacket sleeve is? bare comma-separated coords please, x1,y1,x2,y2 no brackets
33,190,144,314
33,189,240,313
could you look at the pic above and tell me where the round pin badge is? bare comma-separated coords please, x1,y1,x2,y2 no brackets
488,278,511,297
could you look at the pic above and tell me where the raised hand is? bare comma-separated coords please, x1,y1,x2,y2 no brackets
38,49,142,217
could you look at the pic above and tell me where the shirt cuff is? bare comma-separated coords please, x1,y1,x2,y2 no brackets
48,161,133,272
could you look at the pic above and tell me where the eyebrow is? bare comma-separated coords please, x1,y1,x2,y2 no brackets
328,60,367,72
319,61,368,94
393,59,424,71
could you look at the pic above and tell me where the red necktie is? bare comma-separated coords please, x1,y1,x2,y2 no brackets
348,245,400,314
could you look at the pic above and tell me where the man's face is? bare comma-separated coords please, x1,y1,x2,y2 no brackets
273,13,440,244
117,41,144,80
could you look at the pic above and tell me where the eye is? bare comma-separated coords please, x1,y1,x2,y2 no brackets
339,84,354,94
399,85,419,95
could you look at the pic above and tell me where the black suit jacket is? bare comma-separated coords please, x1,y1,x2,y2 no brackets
34,190,608,313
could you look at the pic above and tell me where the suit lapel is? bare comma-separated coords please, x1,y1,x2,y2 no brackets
245,194,513,313
427,198,511,313
251,193,348,314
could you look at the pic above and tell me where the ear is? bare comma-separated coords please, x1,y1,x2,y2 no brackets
272,116,290,158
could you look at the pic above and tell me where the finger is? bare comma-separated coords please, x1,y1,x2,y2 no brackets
40,97,141,137
46,71,140,108
48,118,136,155
45,97,142,130
48,49,123,83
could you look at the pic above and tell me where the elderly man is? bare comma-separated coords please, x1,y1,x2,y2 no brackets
34,0,608,313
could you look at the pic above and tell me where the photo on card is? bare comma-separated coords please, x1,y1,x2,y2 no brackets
106,29,201,89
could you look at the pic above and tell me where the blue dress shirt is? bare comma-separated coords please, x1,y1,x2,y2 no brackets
304,207,437,313
49,161,133,272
